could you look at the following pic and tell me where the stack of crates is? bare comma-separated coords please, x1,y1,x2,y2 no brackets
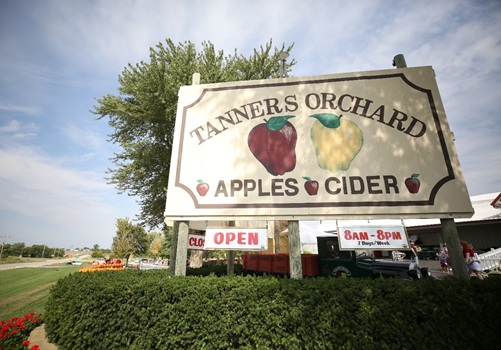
242,253,319,277
272,254,290,275
301,254,319,277
258,254,273,273
242,254,259,272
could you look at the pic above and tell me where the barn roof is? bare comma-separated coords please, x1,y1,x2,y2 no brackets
403,192,501,227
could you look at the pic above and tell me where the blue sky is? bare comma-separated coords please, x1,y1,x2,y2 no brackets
0,0,500,249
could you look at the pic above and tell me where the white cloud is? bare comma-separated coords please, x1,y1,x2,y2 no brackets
59,123,109,155
0,145,138,247
0,103,41,116
0,119,38,140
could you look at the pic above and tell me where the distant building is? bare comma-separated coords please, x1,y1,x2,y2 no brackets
404,192,501,252
298,192,501,254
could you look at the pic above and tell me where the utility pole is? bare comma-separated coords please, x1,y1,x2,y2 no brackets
393,54,469,280
0,234,9,259
280,51,289,78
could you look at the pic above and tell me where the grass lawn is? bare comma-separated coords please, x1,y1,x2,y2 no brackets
0,265,83,320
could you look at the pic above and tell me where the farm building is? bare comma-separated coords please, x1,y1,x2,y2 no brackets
297,192,501,254
404,192,501,253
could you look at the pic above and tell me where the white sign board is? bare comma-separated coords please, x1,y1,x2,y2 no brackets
165,66,473,221
188,234,205,250
337,223,409,250
204,228,268,250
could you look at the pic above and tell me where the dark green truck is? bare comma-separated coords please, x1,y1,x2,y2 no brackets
317,236,429,279
243,236,430,279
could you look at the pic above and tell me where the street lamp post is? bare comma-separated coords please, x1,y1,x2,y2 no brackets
279,51,289,78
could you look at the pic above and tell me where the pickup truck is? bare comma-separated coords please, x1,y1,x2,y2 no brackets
243,236,430,279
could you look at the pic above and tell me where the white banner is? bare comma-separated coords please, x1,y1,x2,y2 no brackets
204,228,268,250
188,234,205,250
337,223,410,250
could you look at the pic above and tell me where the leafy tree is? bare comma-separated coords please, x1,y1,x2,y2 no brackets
93,39,295,230
91,244,104,259
148,231,165,258
52,247,65,258
1,243,25,258
161,225,173,260
23,244,49,258
112,218,148,265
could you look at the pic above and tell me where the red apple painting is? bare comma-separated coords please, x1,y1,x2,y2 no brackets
303,176,319,195
248,116,297,176
405,174,420,193
196,179,209,196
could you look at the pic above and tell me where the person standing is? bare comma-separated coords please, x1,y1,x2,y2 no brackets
408,239,420,272
442,243,451,270
460,240,484,280
437,247,449,273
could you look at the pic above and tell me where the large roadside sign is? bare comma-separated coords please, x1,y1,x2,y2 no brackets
164,66,474,221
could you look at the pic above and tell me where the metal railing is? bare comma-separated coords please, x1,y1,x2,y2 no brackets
477,248,501,271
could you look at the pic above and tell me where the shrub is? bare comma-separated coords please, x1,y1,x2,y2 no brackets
45,271,501,350
187,263,242,276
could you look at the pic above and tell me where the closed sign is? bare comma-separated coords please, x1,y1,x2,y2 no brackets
188,234,205,250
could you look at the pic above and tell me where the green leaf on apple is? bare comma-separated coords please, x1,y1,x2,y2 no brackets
310,113,342,129
266,115,295,131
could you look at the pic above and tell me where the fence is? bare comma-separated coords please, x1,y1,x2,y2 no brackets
477,247,501,271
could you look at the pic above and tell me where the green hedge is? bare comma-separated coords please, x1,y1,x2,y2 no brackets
45,271,501,350
186,263,242,276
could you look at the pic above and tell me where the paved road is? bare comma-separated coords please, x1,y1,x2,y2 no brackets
416,259,451,279
0,260,64,270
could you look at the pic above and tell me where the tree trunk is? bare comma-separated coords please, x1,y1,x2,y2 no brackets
189,250,204,268
169,222,179,276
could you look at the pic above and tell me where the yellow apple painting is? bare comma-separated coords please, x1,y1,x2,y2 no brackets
309,113,364,172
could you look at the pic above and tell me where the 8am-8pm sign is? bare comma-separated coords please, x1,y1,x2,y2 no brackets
337,222,410,250
164,66,474,221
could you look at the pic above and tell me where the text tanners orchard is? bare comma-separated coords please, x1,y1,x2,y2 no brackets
189,92,426,198
189,92,427,145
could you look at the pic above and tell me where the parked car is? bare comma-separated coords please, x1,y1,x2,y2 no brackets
66,260,82,266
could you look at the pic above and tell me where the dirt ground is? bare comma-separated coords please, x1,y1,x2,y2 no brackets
29,324,57,350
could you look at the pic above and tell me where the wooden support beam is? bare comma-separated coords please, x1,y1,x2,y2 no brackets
174,221,189,276
169,221,179,276
288,220,302,279
441,218,469,279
